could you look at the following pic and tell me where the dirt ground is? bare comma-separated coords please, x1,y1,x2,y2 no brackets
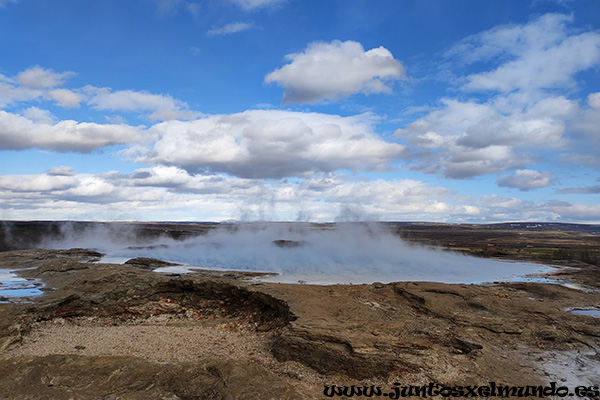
0,222,599,399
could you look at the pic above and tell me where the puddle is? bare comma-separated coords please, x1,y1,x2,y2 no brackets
488,273,597,293
569,308,600,318
0,269,44,302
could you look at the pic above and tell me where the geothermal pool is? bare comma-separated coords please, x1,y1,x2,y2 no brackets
82,225,553,285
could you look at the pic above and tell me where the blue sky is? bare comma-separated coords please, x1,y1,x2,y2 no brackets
0,0,599,223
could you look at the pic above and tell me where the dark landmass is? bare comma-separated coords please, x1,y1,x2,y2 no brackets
0,221,599,399
272,239,310,248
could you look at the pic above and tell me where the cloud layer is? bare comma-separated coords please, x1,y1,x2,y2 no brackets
129,110,407,179
2,166,599,222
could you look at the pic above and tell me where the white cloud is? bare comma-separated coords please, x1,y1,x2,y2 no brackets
265,40,405,103
17,66,73,89
1,67,200,122
443,146,529,179
207,22,252,36
230,0,286,11
64,175,116,199
47,88,83,108
0,174,77,192
3,167,599,223
85,87,197,120
128,109,407,179
456,96,573,148
395,97,572,178
0,110,144,152
542,201,600,221
497,169,551,191
398,14,600,182
447,14,600,93
0,81,43,108
588,92,600,109
0,167,458,222
1,67,78,108
21,107,55,124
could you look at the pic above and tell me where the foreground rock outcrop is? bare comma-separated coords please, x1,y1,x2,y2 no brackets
1,248,599,399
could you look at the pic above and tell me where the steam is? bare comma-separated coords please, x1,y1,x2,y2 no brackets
40,222,550,284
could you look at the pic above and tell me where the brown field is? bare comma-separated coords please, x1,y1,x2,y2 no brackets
0,221,599,399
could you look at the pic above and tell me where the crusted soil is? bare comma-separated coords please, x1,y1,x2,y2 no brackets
1,243,599,399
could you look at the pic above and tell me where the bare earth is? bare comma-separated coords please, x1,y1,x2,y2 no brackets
0,223,599,399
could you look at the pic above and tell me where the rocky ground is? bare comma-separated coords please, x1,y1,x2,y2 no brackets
0,225,599,399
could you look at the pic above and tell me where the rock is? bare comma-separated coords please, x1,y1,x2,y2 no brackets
272,240,309,248
124,257,179,269
31,258,90,275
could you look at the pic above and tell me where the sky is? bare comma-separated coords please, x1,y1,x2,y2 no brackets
0,0,599,223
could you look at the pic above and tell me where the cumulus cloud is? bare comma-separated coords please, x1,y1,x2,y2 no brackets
0,110,144,152
444,146,530,179
458,97,573,148
17,66,73,89
1,67,79,109
21,107,55,124
207,22,252,36
47,88,83,108
0,80,44,108
128,110,407,179
447,13,600,93
394,97,572,178
265,40,405,103
497,169,551,191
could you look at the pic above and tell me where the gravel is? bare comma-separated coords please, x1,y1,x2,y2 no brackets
3,315,329,386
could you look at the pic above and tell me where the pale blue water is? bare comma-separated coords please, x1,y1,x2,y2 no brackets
570,308,600,318
0,269,44,301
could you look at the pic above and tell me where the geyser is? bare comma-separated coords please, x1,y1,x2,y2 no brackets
42,222,551,284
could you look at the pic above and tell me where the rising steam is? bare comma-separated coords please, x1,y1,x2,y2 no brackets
41,222,549,284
